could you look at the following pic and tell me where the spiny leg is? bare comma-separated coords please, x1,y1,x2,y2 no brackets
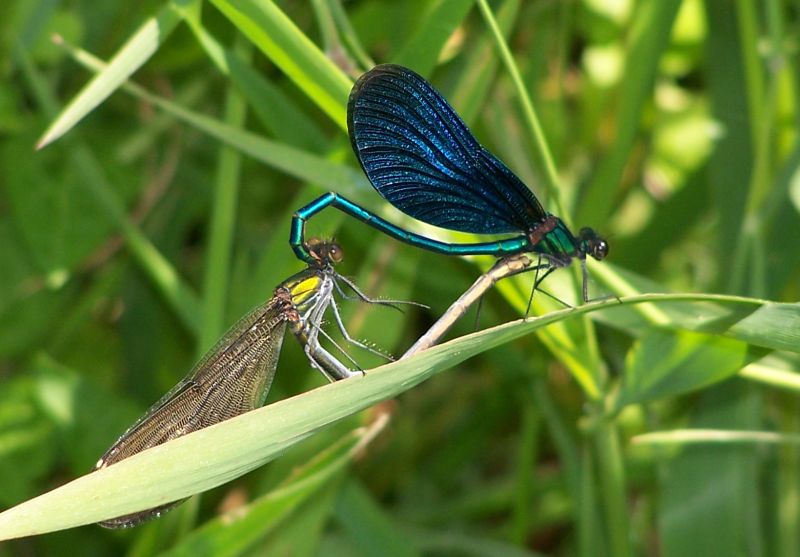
328,296,394,362
335,274,428,311
525,256,548,315
313,326,365,372
474,259,555,328
472,296,485,332
531,266,574,309
298,307,364,378
508,259,572,313
303,333,360,380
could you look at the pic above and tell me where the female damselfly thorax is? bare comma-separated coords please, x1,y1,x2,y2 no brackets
93,239,395,528
290,64,609,302
279,237,399,381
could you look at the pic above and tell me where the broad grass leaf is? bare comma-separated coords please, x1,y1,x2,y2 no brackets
158,433,359,557
618,329,748,408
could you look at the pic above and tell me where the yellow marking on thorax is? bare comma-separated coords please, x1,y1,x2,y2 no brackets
289,276,321,305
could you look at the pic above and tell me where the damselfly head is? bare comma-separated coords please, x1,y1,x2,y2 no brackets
306,238,344,266
578,227,608,261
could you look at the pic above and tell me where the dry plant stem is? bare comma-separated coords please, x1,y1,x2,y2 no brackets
403,254,534,357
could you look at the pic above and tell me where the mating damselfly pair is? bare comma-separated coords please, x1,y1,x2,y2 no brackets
93,64,609,527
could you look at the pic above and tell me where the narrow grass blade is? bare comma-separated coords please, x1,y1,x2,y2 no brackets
210,0,352,129
60,41,367,194
36,4,184,148
393,0,474,76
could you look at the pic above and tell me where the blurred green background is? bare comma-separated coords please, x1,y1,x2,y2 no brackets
1,0,799,555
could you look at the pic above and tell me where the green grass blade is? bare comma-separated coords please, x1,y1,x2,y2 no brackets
393,0,474,76
476,0,561,209
0,292,794,539
578,0,683,225
618,330,749,408
328,0,374,69
36,3,185,148
0,324,499,538
739,362,800,393
334,480,420,557
60,41,367,194
198,37,249,355
698,0,754,289
209,0,352,129
17,46,201,333
634,429,800,447
177,7,328,150
158,430,366,557
658,383,762,557
449,0,520,124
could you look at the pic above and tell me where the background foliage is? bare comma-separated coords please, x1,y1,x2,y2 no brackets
1,0,799,555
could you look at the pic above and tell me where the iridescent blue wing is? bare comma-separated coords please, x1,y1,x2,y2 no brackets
348,64,547,235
